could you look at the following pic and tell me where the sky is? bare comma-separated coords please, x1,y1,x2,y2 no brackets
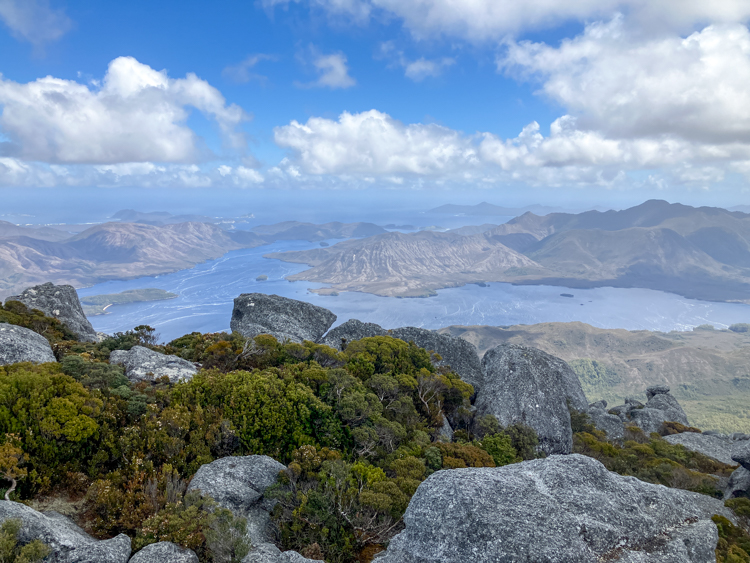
2,0,750,216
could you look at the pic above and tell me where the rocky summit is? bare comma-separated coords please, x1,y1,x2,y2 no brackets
0,323,56,365
608,385,690,434
231,293,336,343
374,454,733,563
6,282,97,342
476,343,588,454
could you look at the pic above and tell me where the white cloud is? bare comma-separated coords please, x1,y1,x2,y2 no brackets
222,54,278,83
297,49,356,89
274,109,478,175
264,0,750,41
379,42,454,81
501,19,750,144
0,56,247,164
0,0,71,47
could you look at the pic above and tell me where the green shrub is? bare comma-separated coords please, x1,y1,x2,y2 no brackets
0,518,50,563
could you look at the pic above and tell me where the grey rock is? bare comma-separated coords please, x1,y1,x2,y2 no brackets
320,319,386,350
609,404,630,416
0,500,131,563
645,393,688,426
625,397,645,409
374,454,732,563
231,293,336,344
732,432,750,441
630,407,670,435
437,416,453,443
129,542,198,563
187,455,286,546
664,432,739,465
242,543,323,563
6,283,96,342
588,406,625,440
725,466,750,499
589,400,607,410
388,327,483,390
0,324,56,365
476,344,588,455
731,441,750,471
109,346,197,383
646,384,671,400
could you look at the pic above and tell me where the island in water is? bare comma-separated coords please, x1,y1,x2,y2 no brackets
80,288,178,316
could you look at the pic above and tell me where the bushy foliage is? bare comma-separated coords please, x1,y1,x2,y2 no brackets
714,514,750,563
0,519,49,563
0,301,78,344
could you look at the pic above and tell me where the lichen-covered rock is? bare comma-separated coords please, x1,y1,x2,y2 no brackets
0,500,131,563
611,387,690,435
646,384,671,400
588,405,625,441
0,324,56,365
231,294,336,343
629,407,670,435
6,283,97,342
725,466,750,499
664,432,739,466
319,319,386,350
242,542,323,563
109,346,197,383
731,440,750,471
373,454,732,563
129,542,198,563
645,392,688,426
476,344,588,454
389,327,483,390
187,455,285,546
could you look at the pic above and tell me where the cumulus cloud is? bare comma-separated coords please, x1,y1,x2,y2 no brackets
0,56,247,164
222,54,278,83
264,0,750,41
501,18,750,144
297,49,356,89
0,0,71,47
274,109,478,175
379,42,454,81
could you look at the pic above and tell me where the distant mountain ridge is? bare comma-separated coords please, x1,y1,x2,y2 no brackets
269,200,750,303
429,202,566,216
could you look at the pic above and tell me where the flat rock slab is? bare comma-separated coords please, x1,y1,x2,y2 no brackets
0,501,131,563
129,542,198,563
664,432,740,466
374,454,732,563
6,283,97,342
110,346,197,383
231,293,336,343
0,324,56,365
477,343,588,454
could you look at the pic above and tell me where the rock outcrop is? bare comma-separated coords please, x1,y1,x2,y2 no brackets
6,283,97,342
476,344,588,454
388,327,483,390
374,454,732,563
110,346,197,383
0,323,56,365
587,400,625,441
608,385,689,435
726,441,750,499
231,294,336,343
0,501,131,563
664,432,740,466
320,319,386,350
243,542,323,562
129,542,198,563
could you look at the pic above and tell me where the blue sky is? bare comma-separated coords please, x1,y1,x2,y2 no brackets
2,0,750,213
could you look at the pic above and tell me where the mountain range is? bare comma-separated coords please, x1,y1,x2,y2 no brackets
270,200,750,303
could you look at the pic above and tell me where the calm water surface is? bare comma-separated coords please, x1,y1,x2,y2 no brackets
77,240,750,342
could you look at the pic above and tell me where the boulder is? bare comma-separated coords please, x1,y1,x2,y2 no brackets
242,542,323,563
645,392,688,426
187,455,286,546
230,294,336,344
629,407,670,435
0,324,56,366
437,416,453,443
373,454,733,563
611,387,689,435
646,384,671,400
725,466,750,499
319,319,386,350
129,542,198,563
589,400,607,410
588,405,625,441
731,440,750,471
664,432,739,466
109,346,197,383
0,500,131,563
389,327,483,390
6,283,97,342
476,344,588,454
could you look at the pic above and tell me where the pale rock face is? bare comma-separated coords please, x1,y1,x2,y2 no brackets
0,501,131,563
129,542,199,563
0,324,56,365
109,346,197,383
476,343,588,454
374,454,732,563
6,283,97,342
230,293,336,343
